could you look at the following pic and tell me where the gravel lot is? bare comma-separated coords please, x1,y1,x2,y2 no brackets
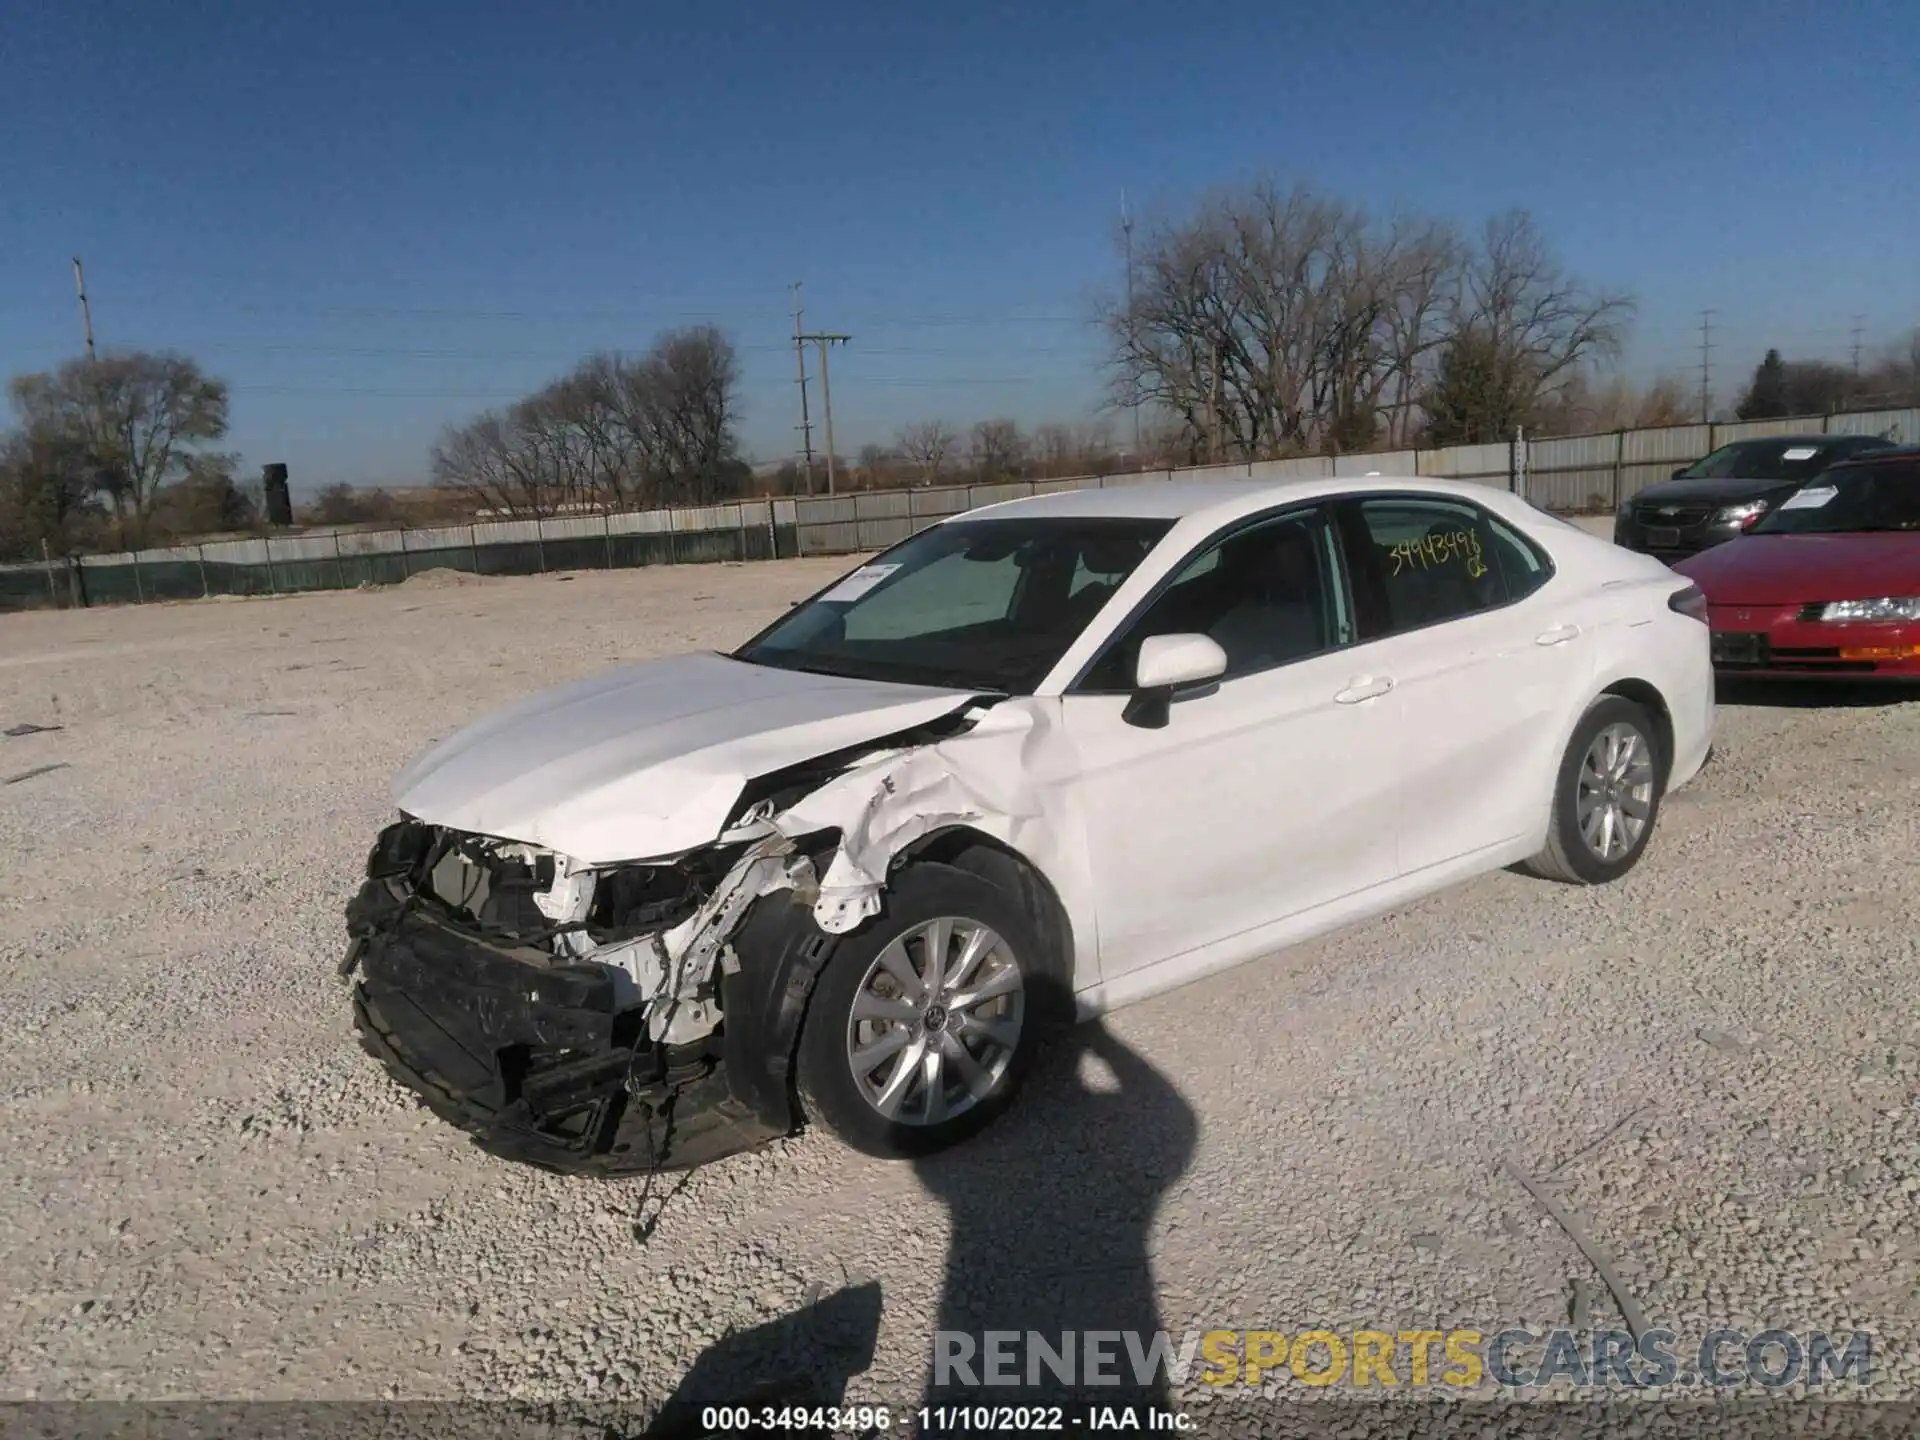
2,553,1917,1424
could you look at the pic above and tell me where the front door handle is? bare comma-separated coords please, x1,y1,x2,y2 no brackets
1335,676,1394,704
1536,624,1582,646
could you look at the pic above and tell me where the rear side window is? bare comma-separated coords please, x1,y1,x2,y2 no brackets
1336,497,1553,641
1487,514,1553,602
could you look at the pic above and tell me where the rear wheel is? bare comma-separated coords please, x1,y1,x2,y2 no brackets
795,862,1047,1158
1524,696,1665,885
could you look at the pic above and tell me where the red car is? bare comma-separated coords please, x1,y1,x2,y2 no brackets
1673,447,1920,679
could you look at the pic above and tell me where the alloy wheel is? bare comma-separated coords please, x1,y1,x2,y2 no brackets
844,915,1024,1127
1577,722,1656,862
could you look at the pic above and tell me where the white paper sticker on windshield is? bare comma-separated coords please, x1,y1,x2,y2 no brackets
1779,485,1837,511
819,563,901,602
1781,446,1820,461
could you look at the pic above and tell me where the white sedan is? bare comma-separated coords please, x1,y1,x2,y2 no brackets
342,477,1714,1175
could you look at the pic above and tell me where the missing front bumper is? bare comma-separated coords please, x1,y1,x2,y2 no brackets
344,879,784,1177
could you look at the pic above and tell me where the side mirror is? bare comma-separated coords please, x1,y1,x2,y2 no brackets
1672,467,1689,480
1123,633,1227,729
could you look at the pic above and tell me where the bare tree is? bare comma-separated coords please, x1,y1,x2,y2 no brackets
1539,372,1694,434
896,420,958,482
1107,182,1634,459
9,351,229,530
1453,211,1633,405
432,410,554,518
432,326,744,516
1031,423,1079,477
1108,181,1475,461
150,451,256,537
1373,214,1468,444
0,426,105,559
305,482,400,527
969,418,1027,480
855,443,906,491
612,326,743,505
1423,212,1633,443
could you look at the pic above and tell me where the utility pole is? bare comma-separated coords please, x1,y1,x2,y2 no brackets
798,332,851,494
1209,335,1223,462
72,257,97,363
1851,315,1866,376
1121,189,1141,458
1697,309,1716,423
72,256,136,529
790,283,816,494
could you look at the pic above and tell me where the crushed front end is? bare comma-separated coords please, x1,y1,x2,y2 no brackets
342,701,1031,1177
341,816,822,1176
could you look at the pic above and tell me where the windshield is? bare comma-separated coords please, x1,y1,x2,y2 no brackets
1748,461,1920,535
734,516,1174,692
1676,439,1854,482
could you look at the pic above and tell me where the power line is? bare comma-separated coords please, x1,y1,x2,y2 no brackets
226,373,1061,399
7,338,1096,366
0,295,1088,327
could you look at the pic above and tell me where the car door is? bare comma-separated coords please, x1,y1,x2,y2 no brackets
1058,504,1404,978
1331,495,1595,876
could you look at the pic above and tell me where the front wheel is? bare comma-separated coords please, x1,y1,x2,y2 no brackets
795,862,1048,1159
1524,695,1666,885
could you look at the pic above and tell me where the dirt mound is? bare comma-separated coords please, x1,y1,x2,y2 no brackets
400,566,488,589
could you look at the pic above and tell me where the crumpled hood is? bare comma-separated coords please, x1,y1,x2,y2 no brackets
391,651,982,864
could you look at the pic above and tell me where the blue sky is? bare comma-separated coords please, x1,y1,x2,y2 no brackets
3,0,1916,490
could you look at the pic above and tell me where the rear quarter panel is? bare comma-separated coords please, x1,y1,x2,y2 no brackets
1501,498,1716,816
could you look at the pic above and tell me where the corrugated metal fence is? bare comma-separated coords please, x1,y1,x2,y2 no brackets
4,405,1913,611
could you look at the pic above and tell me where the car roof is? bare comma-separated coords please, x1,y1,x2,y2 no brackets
1720,433,1875,447
1831,443,1920,465
957,474,1524,528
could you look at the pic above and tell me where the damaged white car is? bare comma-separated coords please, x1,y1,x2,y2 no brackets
343,478,1715,1175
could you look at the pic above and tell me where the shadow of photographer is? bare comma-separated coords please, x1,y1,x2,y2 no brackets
913,1011,1198,1424
647,1000,1197,1437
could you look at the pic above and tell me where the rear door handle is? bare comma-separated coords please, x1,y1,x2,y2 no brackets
1334,676,1394,704
1536,624,1582,646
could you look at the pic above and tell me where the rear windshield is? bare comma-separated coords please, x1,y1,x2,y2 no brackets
1677,440,1857,482
1749,461,1920,535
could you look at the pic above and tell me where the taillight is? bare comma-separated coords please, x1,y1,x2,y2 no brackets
1669,583,1709,624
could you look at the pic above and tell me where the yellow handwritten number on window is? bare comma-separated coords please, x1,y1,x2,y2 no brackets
1388,529,1487,579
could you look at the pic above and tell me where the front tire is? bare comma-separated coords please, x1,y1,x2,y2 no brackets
795,862,1048,1159
1524,695,1665,885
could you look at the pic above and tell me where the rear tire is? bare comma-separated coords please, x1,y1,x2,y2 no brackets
795,862,1049,1159
1524,695,1665,886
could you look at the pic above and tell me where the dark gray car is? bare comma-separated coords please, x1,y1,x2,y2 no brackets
1614,434,1897,561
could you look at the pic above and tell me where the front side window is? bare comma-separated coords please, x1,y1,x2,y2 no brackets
735,516,1172,692
1077,508,1347,691
1338,497,1540,639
